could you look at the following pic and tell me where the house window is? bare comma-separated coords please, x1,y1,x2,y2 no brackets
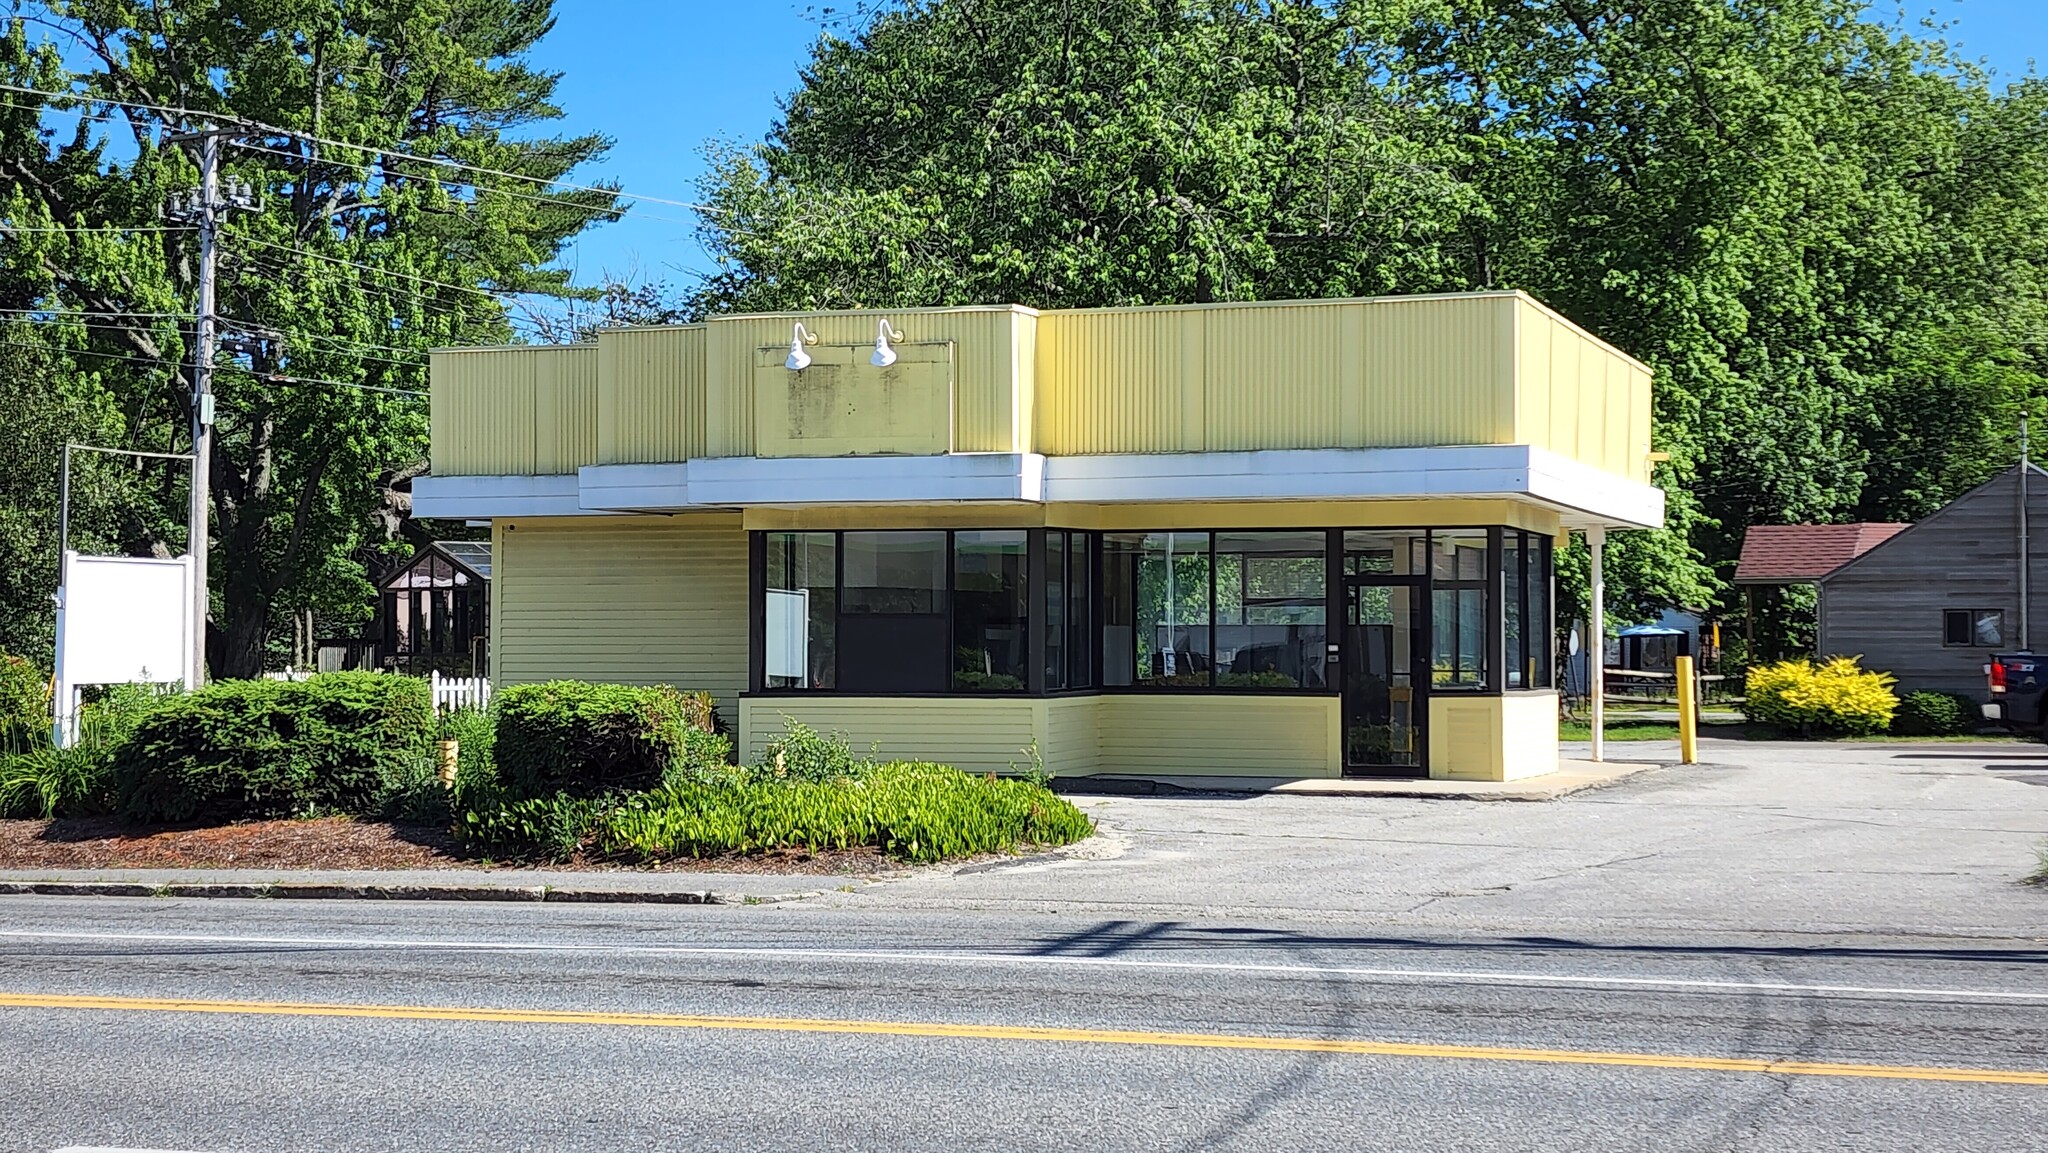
1943,609,2005,648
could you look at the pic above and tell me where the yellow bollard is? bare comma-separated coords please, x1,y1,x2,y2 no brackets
1675,655,1699,765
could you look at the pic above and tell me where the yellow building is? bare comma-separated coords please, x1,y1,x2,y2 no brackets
419,292,1659,784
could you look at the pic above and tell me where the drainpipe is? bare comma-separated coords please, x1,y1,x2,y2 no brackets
1588,526,1606,763
2022,411,2031,652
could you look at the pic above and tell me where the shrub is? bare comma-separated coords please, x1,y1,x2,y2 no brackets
0,654,48,753
1741,657,1898,736
494,682,716,801
114,672,434,823
755,716,871,782
1891,690,1979,737
597,762,1095,865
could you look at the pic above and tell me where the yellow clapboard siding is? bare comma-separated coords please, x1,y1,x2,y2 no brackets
490,515,748,719
1096,696,1338,778
1039,696,1101,777
739,698,1042,775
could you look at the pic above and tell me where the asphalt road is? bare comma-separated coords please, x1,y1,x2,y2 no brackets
3,896,2045,1152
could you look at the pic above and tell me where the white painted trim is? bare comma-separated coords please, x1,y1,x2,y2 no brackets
411,473,595,519
577,453,1047,510
424,446,1662,529
1043,446,1663,529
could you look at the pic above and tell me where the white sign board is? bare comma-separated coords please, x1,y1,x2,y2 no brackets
56,551,195,687
764,588,809,683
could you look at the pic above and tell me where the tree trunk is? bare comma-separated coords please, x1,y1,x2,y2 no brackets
218,575,271,679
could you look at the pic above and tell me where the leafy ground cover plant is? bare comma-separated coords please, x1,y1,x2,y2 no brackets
0,683,170,819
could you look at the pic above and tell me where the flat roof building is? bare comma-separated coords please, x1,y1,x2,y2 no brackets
417,291,1661,784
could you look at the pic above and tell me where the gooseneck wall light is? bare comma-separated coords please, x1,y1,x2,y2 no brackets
786,322,818,371
870,319,904,368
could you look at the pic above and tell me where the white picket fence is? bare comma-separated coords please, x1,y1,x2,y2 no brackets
430,671,491,714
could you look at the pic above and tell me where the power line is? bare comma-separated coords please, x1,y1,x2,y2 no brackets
0,223,194,234
0,308,432,365
230,140,707,230
0,337,425,397
0,81,729,219
242,237,533,301
0,306,191,319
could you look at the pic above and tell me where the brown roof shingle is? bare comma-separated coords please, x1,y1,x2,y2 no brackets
1733,523,1911,584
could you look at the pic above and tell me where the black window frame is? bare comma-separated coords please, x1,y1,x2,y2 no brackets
747,523,1547,700
1943,608,2007,648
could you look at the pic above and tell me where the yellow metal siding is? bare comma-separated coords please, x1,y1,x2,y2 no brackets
431,346,597,476
598,326,708,464
492,515,749,719
753,341,956,457
739,697,1041,775
706,307,1032,457
1513,297,1652,483
1034,295,1518,456
1095,696,1338,778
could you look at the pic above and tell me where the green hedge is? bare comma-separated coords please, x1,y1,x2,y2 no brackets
494,681,716,800
1892,690,1979,737
0,654,47,752
114,673,434,823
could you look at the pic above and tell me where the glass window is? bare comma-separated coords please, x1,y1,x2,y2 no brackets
840,531,948,692
1528,534,1553,688
1344,530,1426,577
954,531,1028,692
1101,534,1139,687
765,532,837,689
1430,531,1489,689
1945,609,2004,647
1504,532,1526,689
1214,532,1328,690
1133,532,1211,687
1067,533,1094,690
1045,532,1067,691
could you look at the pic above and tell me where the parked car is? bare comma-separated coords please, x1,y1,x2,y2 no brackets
1983,652,2047,737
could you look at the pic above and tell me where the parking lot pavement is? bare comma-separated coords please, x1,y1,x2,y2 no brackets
830,740,2048,937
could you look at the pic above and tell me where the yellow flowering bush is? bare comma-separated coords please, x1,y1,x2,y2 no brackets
1741,657,1898,736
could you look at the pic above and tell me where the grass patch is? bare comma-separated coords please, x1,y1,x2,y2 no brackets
1559,720,1686,741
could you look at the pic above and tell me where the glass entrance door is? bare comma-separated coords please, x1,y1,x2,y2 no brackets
1344,575,1427,775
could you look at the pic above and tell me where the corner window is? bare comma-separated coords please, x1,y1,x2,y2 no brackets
1045,530,1095,691
1503,530,1554,690
1944,609,2005,648
1430,532,1489,689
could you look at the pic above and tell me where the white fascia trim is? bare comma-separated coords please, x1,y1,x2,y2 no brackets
412,473,596,520
1042,445,1664,530
580,453,1047,510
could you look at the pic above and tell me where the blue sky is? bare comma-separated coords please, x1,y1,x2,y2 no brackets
534,0,2045,293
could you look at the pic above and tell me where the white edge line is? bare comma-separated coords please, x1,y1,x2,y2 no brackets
1,928,2043,1004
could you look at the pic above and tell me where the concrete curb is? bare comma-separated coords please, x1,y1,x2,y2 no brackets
0,879,827,905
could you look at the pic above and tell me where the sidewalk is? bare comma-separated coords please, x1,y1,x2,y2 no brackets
0,866,872,904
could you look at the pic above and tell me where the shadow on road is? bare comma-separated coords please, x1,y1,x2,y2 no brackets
1024,919,2048,966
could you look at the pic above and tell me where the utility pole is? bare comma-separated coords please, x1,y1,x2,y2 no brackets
164,128,259,687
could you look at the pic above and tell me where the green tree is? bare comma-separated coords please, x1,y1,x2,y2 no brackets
0,1,619,677
694,0,2048,639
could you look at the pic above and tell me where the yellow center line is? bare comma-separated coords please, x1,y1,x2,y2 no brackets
3,991,2043,1087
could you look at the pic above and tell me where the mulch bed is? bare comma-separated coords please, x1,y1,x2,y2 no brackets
0,816,898,876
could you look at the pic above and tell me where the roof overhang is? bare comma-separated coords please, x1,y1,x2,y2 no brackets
414,444,1663,530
